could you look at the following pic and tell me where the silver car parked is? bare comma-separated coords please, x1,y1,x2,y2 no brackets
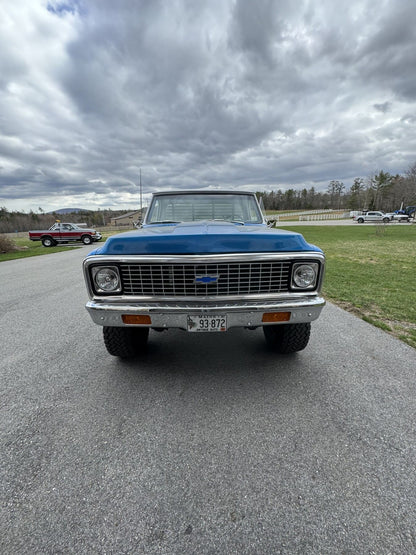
354,211,391,223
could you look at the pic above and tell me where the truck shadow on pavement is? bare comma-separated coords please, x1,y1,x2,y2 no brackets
107,327,310,381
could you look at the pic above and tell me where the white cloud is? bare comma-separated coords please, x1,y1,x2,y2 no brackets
1,0,416,211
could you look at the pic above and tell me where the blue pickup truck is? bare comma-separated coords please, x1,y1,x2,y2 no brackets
83,191,325,357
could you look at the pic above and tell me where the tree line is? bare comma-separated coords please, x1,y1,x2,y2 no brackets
0,208,128,234
257,162,416,212
1,163,415,233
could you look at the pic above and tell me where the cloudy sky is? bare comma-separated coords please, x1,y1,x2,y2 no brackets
1,0,415,212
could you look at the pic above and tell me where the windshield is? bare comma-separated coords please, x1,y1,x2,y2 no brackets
145,193,263,225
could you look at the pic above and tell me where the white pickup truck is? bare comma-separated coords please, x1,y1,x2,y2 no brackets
354,211,413,223
354,211,391,223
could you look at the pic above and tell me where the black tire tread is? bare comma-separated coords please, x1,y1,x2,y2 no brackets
103,327,149,358
263,323,311,353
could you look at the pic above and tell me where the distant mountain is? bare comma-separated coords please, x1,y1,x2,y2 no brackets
47,208,90,214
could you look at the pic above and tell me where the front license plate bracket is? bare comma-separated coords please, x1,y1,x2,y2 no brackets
187,314,227,332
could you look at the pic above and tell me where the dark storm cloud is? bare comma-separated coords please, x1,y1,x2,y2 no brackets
0,0,415,211
374,102,392,114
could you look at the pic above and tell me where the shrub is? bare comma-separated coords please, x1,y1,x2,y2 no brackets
0,234,17,253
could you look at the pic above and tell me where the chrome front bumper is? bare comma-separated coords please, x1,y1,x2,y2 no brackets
85,296,325,329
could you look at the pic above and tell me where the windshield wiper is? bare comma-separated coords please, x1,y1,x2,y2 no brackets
149,219,246,225
213,219,245,225
148,220,180,225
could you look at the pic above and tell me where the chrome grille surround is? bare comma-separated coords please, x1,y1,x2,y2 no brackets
84,252,325,300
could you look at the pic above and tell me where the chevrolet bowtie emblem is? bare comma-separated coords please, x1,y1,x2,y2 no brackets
195,275,219,284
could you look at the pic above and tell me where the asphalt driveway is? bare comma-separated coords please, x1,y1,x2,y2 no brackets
1,247,415,554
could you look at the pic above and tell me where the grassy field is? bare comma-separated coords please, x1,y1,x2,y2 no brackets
282,224,416,349
2,225,415,348
0,230,115,261
0,236,81,261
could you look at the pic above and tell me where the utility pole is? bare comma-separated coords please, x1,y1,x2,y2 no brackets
139,169,143,217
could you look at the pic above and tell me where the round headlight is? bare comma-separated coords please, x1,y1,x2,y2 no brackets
292,263,317,289
93,267,121,292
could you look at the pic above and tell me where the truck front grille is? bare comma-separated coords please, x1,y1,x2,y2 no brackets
119,261,291,297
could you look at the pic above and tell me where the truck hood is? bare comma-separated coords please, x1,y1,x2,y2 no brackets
88,222,322,256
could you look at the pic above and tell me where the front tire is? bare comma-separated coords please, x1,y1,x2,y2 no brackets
103,327,149,358
263,323,311,353
357,218,364,223
82,235,93,245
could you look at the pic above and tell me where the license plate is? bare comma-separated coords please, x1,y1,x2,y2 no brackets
187,314,227,332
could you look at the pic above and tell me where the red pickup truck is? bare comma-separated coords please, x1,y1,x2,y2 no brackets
29,223,102,247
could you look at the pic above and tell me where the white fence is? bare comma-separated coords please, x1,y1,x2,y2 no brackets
267,209,334,221
268,210,350,222
299,213,350,221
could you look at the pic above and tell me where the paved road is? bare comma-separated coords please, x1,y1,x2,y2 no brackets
1,247,415,554
277,218,415,226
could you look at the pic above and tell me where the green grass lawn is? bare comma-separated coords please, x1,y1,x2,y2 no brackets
282,224,416,349
0,237,81,261
0,230,118,261
2,225,416,348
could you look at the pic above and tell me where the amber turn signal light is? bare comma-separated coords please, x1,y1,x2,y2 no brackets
122,314,151,325
262,312,291,323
